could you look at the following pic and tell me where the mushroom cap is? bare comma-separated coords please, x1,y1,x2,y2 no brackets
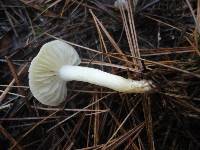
114,0,127,9
29,40,81,106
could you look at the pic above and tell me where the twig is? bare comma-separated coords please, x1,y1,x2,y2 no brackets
142,94,155,150
5,56,25,96
0,62,28,102
0,125,23,150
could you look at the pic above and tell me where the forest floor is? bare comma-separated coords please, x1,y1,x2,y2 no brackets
0,0,200,150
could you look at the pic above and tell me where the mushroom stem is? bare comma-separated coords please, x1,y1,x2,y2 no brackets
58,65,152,93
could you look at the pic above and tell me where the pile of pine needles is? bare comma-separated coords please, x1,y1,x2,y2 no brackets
0,0,200,149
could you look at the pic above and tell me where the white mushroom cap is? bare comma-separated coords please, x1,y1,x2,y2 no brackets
114,0,127,9
29,40,81,106
114,0,138,10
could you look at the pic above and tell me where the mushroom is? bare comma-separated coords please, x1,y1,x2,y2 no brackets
29,40,153,106
114,0,127,9
114,0,138,9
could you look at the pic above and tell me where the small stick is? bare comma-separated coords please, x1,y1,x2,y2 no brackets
5,56,25,96
0,125,23,150
0,62,28,102
4,57,31,111
0,90,25,98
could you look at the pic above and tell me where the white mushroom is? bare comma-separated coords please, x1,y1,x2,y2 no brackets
114,0,127,9
29,40,153,106
114,0,138,9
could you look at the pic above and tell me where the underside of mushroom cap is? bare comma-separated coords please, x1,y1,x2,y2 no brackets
29,40,81,106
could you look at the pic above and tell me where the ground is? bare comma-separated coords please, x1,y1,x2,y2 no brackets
0,0,200,150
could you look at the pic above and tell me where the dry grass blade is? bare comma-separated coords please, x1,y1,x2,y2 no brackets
103,123,145,150
0,62,28,102
90,5,112,65
185,0,200,33
197,0,200,33
32,106,109,113
0,85,29,88
0,90,25,98
119,0,142,71
93,95,100,146
142,58,200,78
142,94,155,150
89,10,131,67
9,111,59,150
140,47,196,57
102,98,141,149
47,94,111,133
46,33,200,78
195,0,200,55
76,123,144,150
143,14,193,36
1,0,200,149
0,1,19,37
5,56,30,108
0,125,23,150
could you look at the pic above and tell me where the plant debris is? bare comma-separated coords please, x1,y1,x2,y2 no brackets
0,0,200,149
